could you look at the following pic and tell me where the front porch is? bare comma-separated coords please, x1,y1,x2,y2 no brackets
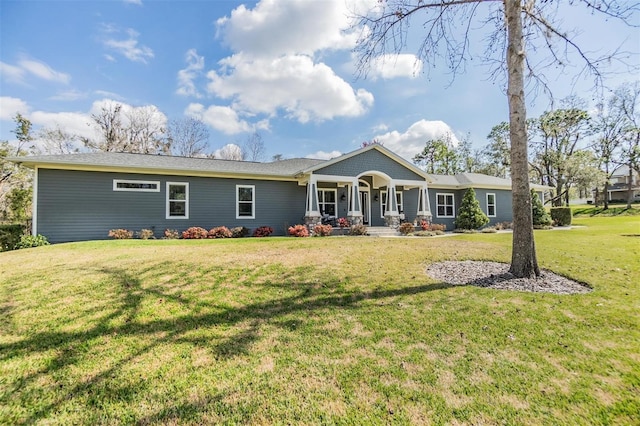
301,170,432,229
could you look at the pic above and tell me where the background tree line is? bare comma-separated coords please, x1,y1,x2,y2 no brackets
413,82,640,208
0,102,271,223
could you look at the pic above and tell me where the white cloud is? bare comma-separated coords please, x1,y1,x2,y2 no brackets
207,54,373,123
103,27,154,63
176,49,204,98
185,103,253,135
18,59,71,84
0,97,30,120
373,119,460,161
306,150,342,160
0,62,25,84
30,110,96,140
1,58,70,85
203,0,376,126
216,0,369,58
123,0,142,5
49,89,87,101
368,54,423,80
213,143,244,160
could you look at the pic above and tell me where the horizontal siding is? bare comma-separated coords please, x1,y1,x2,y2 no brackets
429,189,514,230
315,149,424,181
37,169,307,242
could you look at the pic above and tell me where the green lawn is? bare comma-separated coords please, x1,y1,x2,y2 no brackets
1,216,639,425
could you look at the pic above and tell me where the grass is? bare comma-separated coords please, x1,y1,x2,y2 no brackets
571,202,640,217
1,216,639,425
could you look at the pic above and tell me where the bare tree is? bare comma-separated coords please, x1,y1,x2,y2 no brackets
353,1,637,278
243,132,266,162
611,82,640,208
38,126,81,155
591,92,629,208
167,117,210,157
83,103,169,154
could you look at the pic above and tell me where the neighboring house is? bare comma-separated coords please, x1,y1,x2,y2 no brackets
602,165,640,202
10,144,548,243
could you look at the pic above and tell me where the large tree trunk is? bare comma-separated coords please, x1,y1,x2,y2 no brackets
505,0,540,278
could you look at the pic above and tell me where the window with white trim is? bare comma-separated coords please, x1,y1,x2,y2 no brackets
166,182,188,219
113,179,159,192
236,185,255,219
486,193,496,217
317,189,337,216
436,193,455,218
380,190,403,217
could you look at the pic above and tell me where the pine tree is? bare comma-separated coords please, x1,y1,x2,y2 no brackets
531,189,552,227
455,188,489,230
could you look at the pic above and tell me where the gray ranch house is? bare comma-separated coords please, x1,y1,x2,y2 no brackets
12,144,546,243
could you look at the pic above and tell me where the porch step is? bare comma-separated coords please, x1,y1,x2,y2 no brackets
365,226,401,237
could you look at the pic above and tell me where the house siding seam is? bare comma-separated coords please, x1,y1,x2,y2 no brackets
37,169,307,243
313,149,424,181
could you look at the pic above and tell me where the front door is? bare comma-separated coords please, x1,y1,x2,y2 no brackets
359,190,370,225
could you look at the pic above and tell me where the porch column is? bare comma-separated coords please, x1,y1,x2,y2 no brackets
347,179,363,225
304,176,321,226
384,180,400,228
416,184,432,225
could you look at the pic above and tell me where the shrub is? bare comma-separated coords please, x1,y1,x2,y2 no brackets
349,224,368,236
337,217,350,228
108,229,133,239
481,227,498,233
0,224,26,251
253,226,274,237
453,229,477,234
421,221,446,232
455,188,489,230
181,227,208,239
208,226,232,239
288,224,309,237
494,221,512,230
413,230,436,237
14,234,50,249
398,222,415,235
313,224,332,236
551,207,572,226
531,190,552,226
136,229,155,240
231,226,250,238
163,229,180,239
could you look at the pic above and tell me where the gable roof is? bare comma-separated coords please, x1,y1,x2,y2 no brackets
300,144,432,181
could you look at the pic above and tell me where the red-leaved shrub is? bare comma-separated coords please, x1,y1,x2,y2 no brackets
108,229,133,239
208,226,232,238
313,224,332,236
181,227,209,239
288,224,309,237
253,226,274,237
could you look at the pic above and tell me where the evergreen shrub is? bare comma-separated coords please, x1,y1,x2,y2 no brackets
551,207,572,226
0,224,26,251
455,188,489,230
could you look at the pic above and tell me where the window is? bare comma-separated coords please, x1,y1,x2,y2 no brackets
113,179,159,192
486,193,496,217
380,190,403,217
166,182,188,219
236,185,255,219
317,189,337,216
436,193,455,218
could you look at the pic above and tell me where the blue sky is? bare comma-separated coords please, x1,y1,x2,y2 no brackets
1,0,638,161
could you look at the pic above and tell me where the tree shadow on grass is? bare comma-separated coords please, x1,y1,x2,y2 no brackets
0,261,454,424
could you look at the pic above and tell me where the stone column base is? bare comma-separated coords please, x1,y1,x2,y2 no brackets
384,215,401,229
415,214,432,225
347,215,363,226
304,215,322,227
